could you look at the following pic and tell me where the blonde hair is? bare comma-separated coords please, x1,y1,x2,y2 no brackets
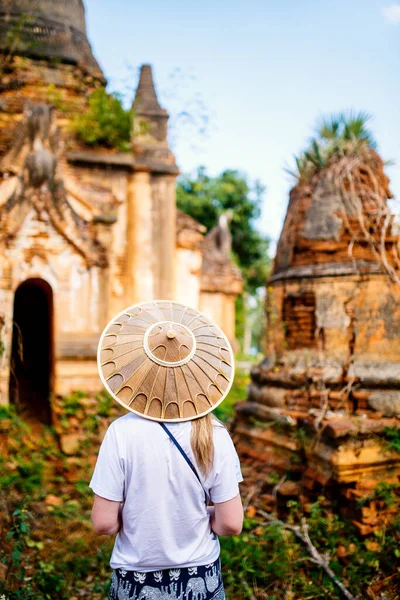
190,413,215,477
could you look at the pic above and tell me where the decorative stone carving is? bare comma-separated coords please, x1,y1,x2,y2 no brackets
201,212,242,295
0,101,108,268
0,0,242,424
204,212,233,263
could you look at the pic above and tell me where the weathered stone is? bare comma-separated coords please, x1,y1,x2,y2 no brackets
348,362,400,387
236,401,296,426
259,387,287,408
323,418,358,440
0,18,242,417
302,178,344,241
0,0,104,79
233,147,400,532
368,391,400,417
248,382,288,407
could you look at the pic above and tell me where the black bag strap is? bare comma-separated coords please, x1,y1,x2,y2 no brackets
159,422,208,505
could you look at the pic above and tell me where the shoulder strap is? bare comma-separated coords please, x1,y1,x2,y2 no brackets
159,422,208,505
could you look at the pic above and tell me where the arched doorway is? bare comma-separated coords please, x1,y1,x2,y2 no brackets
9,278,54,424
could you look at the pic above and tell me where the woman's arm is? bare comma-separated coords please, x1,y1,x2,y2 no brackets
91,494,122,535
209,493,243,536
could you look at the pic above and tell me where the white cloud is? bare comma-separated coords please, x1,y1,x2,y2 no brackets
382,3,400,23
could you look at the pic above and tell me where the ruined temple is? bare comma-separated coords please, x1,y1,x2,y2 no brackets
234,148,400,532
0,0,242,423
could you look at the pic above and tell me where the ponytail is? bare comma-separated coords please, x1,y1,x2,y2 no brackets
190,413,214,477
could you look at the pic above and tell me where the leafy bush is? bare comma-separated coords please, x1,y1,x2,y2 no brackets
71,88,132,151
381,426,400,453
1,408,399,599
60,389,86,416
220,495,400,599
213,367,249,422
96,390,114,417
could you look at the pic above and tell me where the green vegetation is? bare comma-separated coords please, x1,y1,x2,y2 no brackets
177,168,271,352
357,482,398,509
381,425,400,454
0,12,37,77
1,405,399,599
213,364,250,422
45,84,76,113
71,88,133,151
60,389,87,416
286,111,378,182
57,389,117,439
0,406,113,599
220,497,400,599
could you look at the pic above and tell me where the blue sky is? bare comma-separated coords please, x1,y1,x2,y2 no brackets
84,0,400,250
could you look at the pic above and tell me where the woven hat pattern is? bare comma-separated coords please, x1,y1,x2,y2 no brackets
98,301,234,422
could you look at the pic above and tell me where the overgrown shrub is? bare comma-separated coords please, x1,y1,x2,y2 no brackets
286,111,379,182
381,426,400,454
220,496,400,599
1,404,399,599
71,88,132,151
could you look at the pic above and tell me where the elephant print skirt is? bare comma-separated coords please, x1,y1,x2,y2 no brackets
108,557,225,600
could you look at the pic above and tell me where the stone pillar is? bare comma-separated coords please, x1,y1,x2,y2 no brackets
131,65,179,302
93,216,115,325
0,274,13,406
127,169,154,304
151,174,176,300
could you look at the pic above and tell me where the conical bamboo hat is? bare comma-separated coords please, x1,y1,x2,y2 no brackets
97,300,235,422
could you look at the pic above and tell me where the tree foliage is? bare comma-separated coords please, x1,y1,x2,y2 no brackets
176,167,271,294
71,88,132,151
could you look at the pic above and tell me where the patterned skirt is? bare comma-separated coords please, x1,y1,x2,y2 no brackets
108,557,225,600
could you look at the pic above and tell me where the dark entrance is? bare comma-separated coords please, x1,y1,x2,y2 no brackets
9,279,53,424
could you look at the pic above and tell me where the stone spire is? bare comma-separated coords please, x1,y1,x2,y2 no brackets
0,0,104,78
132,64,177,171
133,64,167,117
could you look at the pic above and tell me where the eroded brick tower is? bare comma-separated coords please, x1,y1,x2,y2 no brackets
234,149,400,532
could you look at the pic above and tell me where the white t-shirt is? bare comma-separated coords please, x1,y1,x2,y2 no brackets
89,413,243,572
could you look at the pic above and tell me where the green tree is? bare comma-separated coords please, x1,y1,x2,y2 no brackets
177,168,270,353
177,167,270,294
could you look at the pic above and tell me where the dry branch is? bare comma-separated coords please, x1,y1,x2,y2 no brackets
258,510,358,600
241,578,257,600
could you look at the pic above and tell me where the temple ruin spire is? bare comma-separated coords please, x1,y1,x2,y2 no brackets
133,64,166,116
0,0,104,79
132,64,177,171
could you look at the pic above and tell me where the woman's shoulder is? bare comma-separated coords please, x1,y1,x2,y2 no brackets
108,413,229,441
107,412,148,434
211,417,234,446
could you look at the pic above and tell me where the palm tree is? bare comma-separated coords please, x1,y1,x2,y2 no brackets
317,111,377,149
287,111,378,181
